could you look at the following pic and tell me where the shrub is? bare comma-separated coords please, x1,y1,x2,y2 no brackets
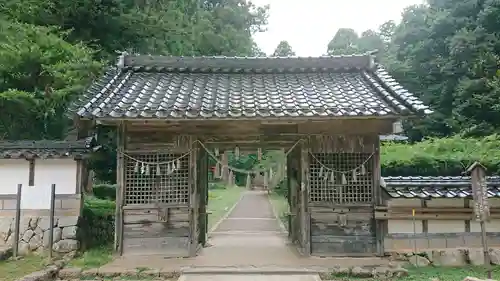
92,184,116,201
80,196,115,249
381,135,500,176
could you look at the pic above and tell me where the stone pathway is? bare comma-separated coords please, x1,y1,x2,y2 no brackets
198,190,297,267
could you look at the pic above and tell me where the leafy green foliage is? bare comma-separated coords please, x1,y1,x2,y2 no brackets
80,196,115,248
227,152,258,186
0,0,269,59
92,184,117,201
0,0,269,182
381,135,500,176
0,20,102,140
326,1,500,140
272,40,295,56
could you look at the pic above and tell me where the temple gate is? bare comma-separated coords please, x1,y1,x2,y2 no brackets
72,53,430,257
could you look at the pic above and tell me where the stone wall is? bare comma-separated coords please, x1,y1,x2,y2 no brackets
0,194,82,255
0,216,80,255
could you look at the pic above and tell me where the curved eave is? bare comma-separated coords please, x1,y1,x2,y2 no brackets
365,66,433,117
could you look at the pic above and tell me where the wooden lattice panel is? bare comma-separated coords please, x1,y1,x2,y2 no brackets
309,153,373,204
124,152,189,206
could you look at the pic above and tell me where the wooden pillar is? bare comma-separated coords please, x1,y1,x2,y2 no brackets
286,152,293,240
467,162,491,277
372,136,384,256
300,142,311,256
197,143,208,246
280,148,286,183
221,151,229,183
290,145,301,244
115,121,126,255
188,138,199,257
263,171,269,190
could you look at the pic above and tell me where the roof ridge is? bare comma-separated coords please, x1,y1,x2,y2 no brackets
118,53,377,71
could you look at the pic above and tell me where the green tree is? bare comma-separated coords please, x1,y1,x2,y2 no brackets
324,1,500,140
0,0,270,183
0,20,102,140
327,28,360,55
1,0,269,58
272,40,295,56
386,1,500,139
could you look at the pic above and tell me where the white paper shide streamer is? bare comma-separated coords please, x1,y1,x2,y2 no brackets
128,154,184,177
311,152,374,185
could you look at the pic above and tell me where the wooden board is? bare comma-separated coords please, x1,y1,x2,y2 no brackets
310,206,376,256
122,237,189,256
122,207,190,256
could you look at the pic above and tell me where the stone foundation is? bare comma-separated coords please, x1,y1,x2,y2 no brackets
384,233,500,252
390,248,500,267
0,216,80,255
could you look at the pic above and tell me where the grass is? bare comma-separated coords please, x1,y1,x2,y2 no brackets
207,185,245,231
268,191,289,230
0,255,47,281
67,246,113,269
323,265,500,281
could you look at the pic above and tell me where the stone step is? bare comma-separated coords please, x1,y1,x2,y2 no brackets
181,266,321,275
179,274,322,281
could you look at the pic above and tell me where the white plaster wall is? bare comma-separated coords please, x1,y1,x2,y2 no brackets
470,220,500,232
387,198,421,207
427,198,464,208
34,159,77,195
388,220,423,234
469,198,500,208
427,198,466,233
387,198,467,234
0,159,29,194
387,198,422,234
428,220,465,233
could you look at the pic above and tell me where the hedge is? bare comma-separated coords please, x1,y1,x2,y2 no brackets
80,196,115,248
93,184,116,201
381,135,500,176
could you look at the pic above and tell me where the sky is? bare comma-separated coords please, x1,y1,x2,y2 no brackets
252,0,426,56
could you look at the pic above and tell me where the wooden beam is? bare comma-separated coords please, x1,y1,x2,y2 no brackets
122,119,397,136
375,212,500,220
375,206,500,213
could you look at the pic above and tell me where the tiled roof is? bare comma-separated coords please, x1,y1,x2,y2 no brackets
73,54,432,120
382,176,500,198
0,138,95,159
380,134,408,141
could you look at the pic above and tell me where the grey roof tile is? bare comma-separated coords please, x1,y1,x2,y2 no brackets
382,176,500,198
0,138,95,159
379,134,408,141
73,54,432,120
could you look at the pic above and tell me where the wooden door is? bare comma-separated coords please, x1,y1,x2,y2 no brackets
308,152,377,256
121,152,191,257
